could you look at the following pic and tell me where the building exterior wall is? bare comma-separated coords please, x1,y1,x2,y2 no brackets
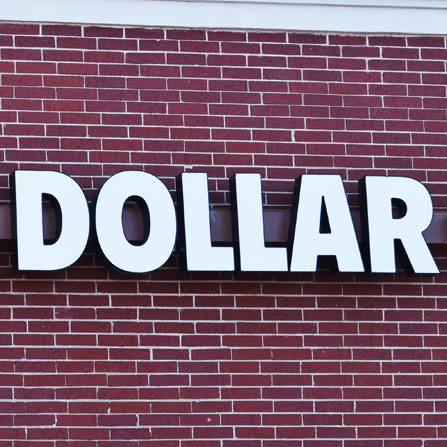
1,21,447,446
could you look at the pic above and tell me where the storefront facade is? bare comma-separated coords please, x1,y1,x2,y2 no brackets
1,1,447,445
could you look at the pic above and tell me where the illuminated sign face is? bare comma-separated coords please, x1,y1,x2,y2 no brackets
12,170,439,275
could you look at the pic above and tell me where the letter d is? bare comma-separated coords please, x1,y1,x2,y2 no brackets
14,170,90,271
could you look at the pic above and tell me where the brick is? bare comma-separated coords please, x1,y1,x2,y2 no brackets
43,49,83,62
3,74,42,86
1,48,41,60
16,36,55,48
289,33,326,44
0,23,39,34
0,428,26,439
57,37,96,49
44,75,83,88
277,427,315,438
17,61,56,74
98,38,137,51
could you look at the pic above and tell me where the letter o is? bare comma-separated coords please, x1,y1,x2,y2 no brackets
95,171,177,273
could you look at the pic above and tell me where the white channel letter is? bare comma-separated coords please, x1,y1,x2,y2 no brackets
365,176,438,274
14,170,90,271
234,173,288,271
95,171,176,273
290,174,364,272
181,172,234,271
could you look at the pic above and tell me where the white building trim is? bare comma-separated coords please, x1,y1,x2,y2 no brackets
2,0,447,34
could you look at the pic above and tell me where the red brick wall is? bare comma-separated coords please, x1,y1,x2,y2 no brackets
1,22,447,446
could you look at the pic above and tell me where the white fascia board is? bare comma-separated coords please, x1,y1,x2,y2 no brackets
2,0,447,34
